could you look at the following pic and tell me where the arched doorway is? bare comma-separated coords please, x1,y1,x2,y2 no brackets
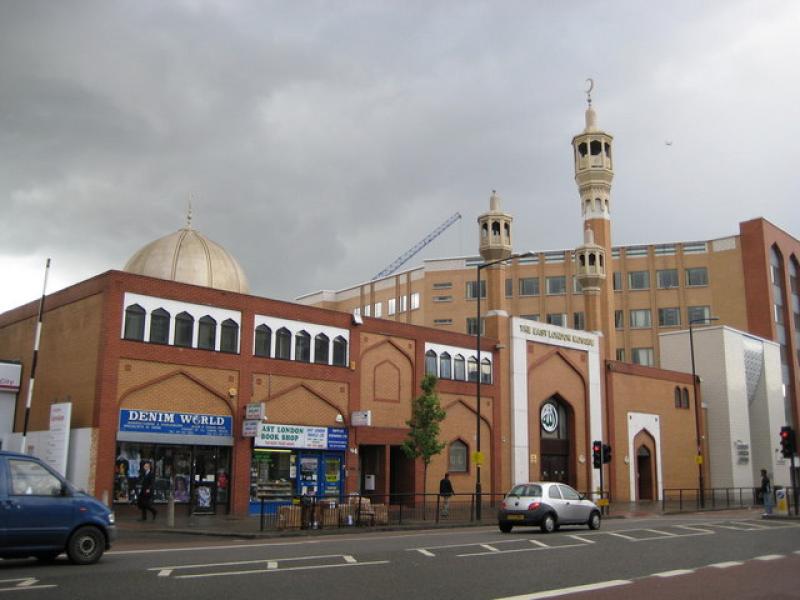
636,446,653,500
539,397,572,486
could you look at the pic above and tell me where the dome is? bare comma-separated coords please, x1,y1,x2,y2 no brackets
124,226,250,294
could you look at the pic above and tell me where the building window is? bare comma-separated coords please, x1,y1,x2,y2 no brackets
439,352,452,379
467,357,478,382
314,333,330,364
454,355,466,380
506,278,513,297
613,271,622,291
628,271,650,290
573,312,585,330
123,304,146,341
685,267,709,287
448,440,468,473
174,312,194,347
198,316,217,350
374,303,382,318
629,309,652,329
255,325,272,357
332,336,348,366
573,277,583,295
466,280,487,299
519,277,540,296
363,304,371,317
410,292,420,310
631,347,654,366
674,387,682,408
220,319,239,353
295,331,311,362
687,305,711,324
433,295,453,303
149,308,170,344
480,358,492,384
400,295,408,312
657,269,679,289
425,350,438,376
432,282,452,290
466,317,485,336
388,298,396,315
547,313,567,327
658,307,681,327
433,319,453,326
546,276,566,295
275,328,292,360
521,314,540,322
615,310,624,330
616,348,625,361
682,387,690,409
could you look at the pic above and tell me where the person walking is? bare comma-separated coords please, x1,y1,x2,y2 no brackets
138,461,158,521
760,468,773,516
439,473,454,517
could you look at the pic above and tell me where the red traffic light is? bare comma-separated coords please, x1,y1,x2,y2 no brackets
593,442,602,452
781,430,789,439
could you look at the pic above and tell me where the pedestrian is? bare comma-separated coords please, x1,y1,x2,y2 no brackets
760,468,773,516
138,461,158,521
439,473,454,517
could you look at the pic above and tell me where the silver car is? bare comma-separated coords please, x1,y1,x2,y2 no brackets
498,481,601,533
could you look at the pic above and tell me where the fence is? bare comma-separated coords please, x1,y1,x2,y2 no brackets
662,486,799,515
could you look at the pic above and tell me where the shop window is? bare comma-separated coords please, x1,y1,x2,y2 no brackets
149,308,170,344
314,333,330,364
480,358,492,384
295,331,311,363
220,319,239,353
454,355,466,381
124,304,146,341
467,357,478,382
425,350,438,376
439,352,452,379
174,312,194,348
255,325,271,357
332,336,348,366
448,440,468,473
198,316,217,350
275,328,292,360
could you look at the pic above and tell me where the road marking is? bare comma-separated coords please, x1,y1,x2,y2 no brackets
529,539,550,548
568,535,595,544
794,551,800,555
644,528,678,537
157,570,172,577
674,524,714,534
652,569,694,577
481,544,500,552
416,549,435,557
493,579,631,600
149,552,350,571
0,579,58,593
709,561,744,569
605,532,638,540
15,580,36,588
458,542,587,558
174,560,390,579
267,561,278,570
754,554,784,561
343,555,357,563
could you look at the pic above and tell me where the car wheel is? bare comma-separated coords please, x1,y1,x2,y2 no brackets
540,513,556,534
499,522,513,533
67,526,105,565
588,511,601,530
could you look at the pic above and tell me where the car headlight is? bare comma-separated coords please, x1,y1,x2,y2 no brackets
108,512,116,525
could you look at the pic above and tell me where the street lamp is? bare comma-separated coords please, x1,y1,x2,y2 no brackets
475,251,534,519
689,315,719,509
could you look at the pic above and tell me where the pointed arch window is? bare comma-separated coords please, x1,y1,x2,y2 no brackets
467,357,479,382
681,387,690,409
332,336,348,366
255,325,272,357
314,333,330,364
448,440,468,473
174,312,194,347
295,330,311,362
123,304,146,341
541,397,569,440
425,350,438,376
439,352,452,379
275,328,292,360
454,355,466,381
149,308,170,344
480,358,492,384
198,316,217,350
220,319,239,353
674,387,682,408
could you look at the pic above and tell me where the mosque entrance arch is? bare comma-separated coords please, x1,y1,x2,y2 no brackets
539,396,572,486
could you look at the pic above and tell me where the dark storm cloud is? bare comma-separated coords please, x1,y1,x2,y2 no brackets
1,1,798,311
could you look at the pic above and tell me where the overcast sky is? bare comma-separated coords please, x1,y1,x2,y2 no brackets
1,1,798,313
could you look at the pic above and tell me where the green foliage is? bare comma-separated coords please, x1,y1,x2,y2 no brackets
401,374,446,467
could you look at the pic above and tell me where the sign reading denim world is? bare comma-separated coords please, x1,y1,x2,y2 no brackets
119,409,233,437
255,423,348,451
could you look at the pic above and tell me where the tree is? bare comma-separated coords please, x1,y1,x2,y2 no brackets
402,374,446,515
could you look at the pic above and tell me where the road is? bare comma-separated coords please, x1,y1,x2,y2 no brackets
0,512,798,599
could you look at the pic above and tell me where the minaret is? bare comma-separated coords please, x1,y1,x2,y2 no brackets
478,190,513,312
571,81,615,357
575,226,606,334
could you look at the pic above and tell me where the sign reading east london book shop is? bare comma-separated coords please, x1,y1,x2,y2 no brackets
119,409,233,437
255,423,348,451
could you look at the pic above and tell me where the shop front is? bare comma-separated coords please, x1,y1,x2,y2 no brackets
115,409,234,514
250,423,348,514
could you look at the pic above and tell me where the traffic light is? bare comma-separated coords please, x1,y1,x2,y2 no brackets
592,440,602,469
603,443,612,464
780,426,796,458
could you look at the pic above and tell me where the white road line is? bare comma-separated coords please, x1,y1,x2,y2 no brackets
794,551,800,555
709,561,744,569
406,538,511,551
645,529,678,537
267,561,278,570
754,554,784,561
148,552,349,571
15,580,36,588
343,555,357,563
674,524,714,534
652,569,695,577
493,579,631,600
157,570,172,577
605,532,638,540
416,549,435,557
458,542,587,558
0,586,58,593
529,539,550,548
731,521,769,529
174,560,390,579
481,544,500,552
568,535,594,544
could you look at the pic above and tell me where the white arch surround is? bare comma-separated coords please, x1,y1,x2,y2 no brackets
627,412,663,501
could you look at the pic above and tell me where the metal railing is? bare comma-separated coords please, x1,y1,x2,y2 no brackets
662,486,798,514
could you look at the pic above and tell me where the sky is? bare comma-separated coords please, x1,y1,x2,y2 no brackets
1,1,798,313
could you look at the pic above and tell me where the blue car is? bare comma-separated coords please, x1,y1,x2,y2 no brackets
0,450,116,564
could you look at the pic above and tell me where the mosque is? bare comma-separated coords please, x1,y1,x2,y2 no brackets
0,94,792,516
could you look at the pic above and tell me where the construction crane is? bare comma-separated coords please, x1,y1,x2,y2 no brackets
372,212,462,280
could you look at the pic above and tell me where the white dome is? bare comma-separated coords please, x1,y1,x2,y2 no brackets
124,227,250,294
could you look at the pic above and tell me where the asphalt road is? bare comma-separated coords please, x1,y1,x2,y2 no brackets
1,512,798,599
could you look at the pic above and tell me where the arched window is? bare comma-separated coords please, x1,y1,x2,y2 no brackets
480,358,492,384
174,312,194,347
481,223,488,238
492,221,501,237
198,316,216,350
275,328,292,360
425,350,438,376
314,333,330,364
255,325,271,357
295,331,311,362
332,336,348,366
674,387,682,408
448,440,468,473
439,352,452,379
454,355,466,381
540,397,569,440
123,304,146,341
149,308,170,344
504,222,510,240
467,357,478,382
682,387,690,409
220,319,239,353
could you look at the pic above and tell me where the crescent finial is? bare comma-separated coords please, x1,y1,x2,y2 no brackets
585,78,594,106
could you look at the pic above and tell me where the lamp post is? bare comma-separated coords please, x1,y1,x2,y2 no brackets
475,251,533,520
689,315,718,509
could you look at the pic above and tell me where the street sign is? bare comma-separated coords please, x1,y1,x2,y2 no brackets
596,498,609,507
351,410,372,427
472,451,484,466
245,402,265,420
